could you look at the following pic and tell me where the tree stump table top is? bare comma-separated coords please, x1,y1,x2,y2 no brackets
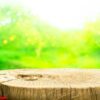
0,68,100,100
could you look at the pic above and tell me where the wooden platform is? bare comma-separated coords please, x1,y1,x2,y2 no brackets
0,69,100,100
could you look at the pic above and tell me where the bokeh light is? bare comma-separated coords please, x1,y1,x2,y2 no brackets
0,0,100,69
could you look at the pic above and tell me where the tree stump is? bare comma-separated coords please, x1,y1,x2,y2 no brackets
0,69,100,100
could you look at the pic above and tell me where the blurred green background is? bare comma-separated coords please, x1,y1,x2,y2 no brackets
0,3,100,70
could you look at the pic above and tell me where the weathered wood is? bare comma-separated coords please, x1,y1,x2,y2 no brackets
0,69,100,100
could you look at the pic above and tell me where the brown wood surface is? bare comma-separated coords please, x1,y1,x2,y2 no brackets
0,69,100,100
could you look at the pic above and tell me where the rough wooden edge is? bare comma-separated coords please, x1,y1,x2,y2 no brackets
0,69,100,100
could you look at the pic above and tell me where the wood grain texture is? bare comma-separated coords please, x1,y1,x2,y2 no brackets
0,69,100,100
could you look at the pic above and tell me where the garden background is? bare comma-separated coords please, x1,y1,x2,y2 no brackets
0,0,100,69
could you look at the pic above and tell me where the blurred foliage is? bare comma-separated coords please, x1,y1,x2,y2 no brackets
0,4,100,69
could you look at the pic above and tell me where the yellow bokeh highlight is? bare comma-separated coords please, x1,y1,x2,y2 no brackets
9,35,15,41
27,38,31,42
3,39,8,45
27,38,33,44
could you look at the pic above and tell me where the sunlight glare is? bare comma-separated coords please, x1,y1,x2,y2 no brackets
22,0,100,30
1,0,100,30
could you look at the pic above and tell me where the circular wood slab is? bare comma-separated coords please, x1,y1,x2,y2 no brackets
0,69,100,100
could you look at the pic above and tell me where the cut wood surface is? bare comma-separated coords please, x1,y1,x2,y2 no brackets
0,69,100,100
